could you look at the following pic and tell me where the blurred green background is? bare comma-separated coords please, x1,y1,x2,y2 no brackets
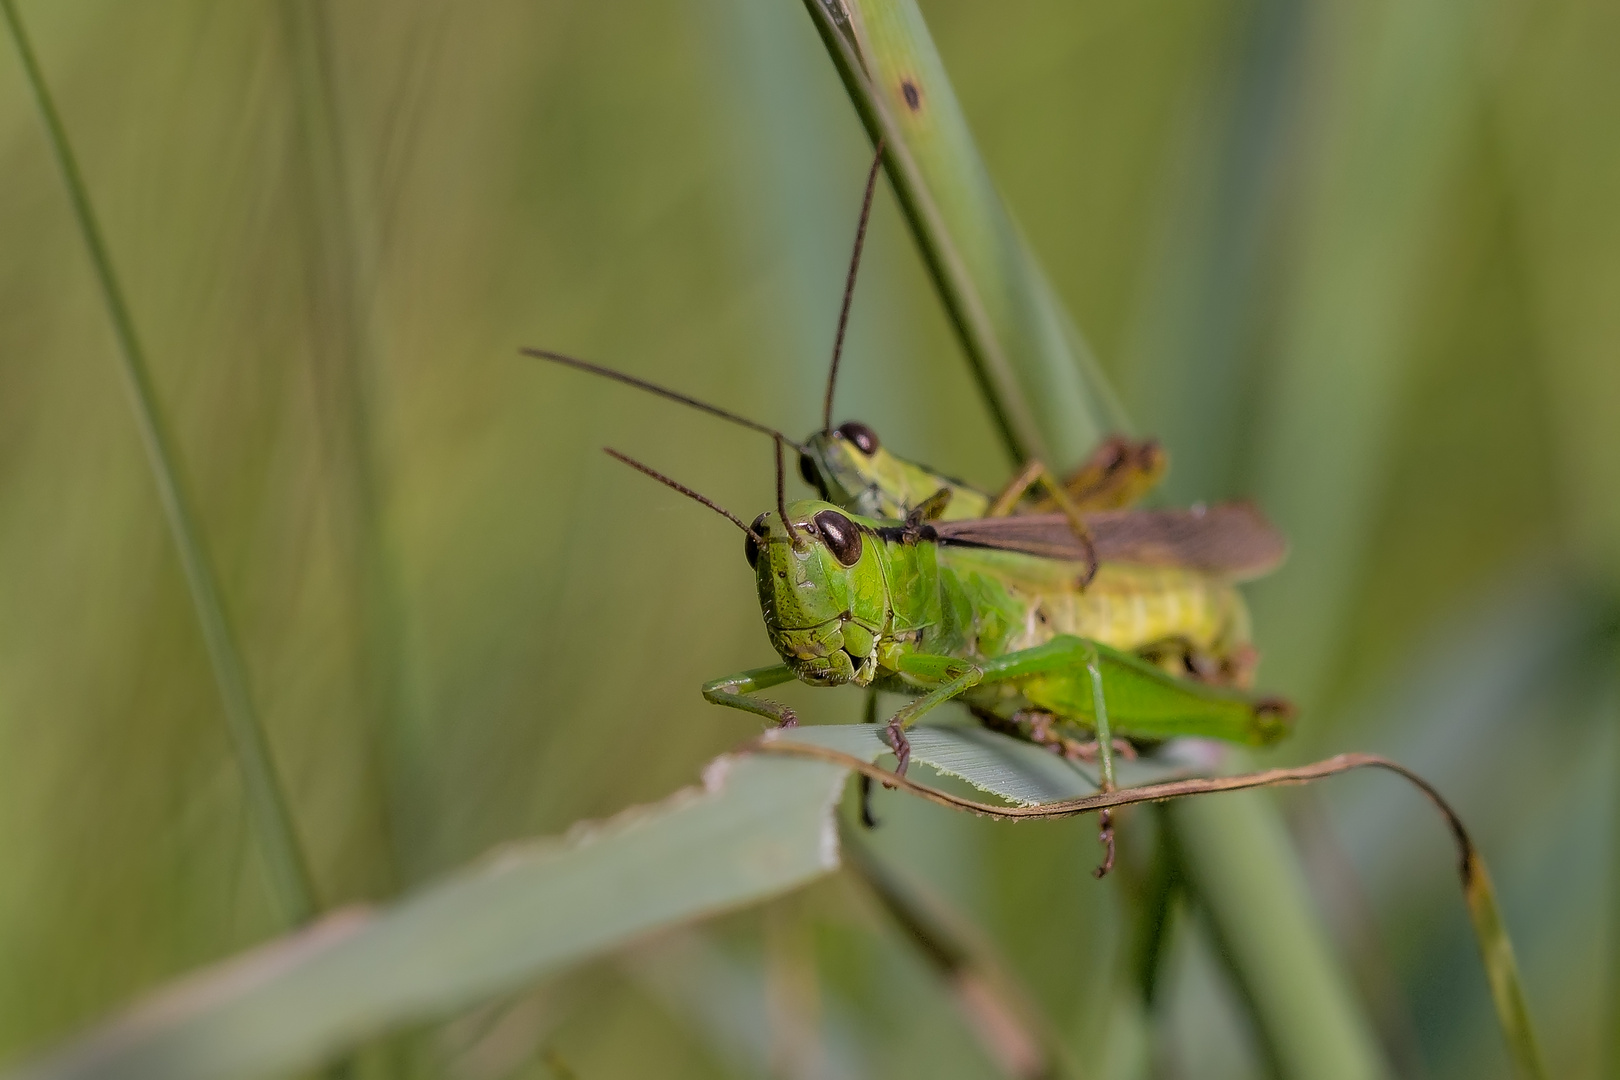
0,0,1615,1077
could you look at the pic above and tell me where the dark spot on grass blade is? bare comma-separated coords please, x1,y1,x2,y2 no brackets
901,78,921,111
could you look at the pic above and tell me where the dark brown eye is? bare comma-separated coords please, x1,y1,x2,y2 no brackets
836,421,880,455
798,451,819,487
813,509,862,566
745,513,768,568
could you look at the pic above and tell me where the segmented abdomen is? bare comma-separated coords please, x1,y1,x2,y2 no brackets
1013,564,1250,660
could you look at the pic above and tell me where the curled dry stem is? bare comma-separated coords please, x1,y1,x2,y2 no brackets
748,737,1548,1080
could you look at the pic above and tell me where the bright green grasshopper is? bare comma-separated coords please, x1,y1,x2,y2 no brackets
605,446,1293,870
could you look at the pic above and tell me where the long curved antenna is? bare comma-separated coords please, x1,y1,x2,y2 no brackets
528,348,804,453
822,137,886,433
775,435,801,547
603,448,759,537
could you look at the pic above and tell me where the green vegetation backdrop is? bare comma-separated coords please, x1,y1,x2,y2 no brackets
0,0,1615,1077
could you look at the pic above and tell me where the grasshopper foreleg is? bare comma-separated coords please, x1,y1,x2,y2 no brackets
882,653,984,776
702,664,801,728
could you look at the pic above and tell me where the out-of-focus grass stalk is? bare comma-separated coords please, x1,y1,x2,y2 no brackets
841,826,1074,1080
275,0,410,888
1123,0,1306,507
798,0,1127,469
797,1,1389,1075
1172,793,1390,1079
1244,0,1488,705
0,0,319,926
1609,654,1620,1080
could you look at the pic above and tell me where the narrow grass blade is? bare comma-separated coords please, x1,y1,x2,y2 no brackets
798,0,1128,468
1460,853,1547,1080
0,0,318,924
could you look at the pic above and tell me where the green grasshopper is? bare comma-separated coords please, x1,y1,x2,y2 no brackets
605,445,1293,871
533,150,1290,865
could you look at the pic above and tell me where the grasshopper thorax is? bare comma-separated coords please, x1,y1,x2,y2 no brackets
749,500,888,687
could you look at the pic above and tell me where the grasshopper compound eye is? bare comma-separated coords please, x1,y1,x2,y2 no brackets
836,421,880,455
798,450,820,488
745,513,769,569
813,509,863,566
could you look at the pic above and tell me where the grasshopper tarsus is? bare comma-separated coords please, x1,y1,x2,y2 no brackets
775,708,799,729
1092,809,1116,878
885,719,911,777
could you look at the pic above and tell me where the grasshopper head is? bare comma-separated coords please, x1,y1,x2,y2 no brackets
799,423,911,519
748,500,887,687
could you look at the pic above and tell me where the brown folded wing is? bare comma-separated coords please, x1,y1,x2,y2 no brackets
931,503,1287,580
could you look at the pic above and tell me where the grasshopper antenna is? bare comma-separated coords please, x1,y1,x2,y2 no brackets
775,434,802,547
604,448,760,538
822,137,886,434
528,348,805,453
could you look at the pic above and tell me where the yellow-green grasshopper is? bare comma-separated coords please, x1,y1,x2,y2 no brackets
526,341,1164,571
526,144,1163,580
605,446,1293,872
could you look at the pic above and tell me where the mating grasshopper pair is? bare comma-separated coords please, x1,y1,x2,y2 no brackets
528,149,1293,871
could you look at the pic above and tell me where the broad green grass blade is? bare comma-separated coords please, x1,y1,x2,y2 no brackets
0,0,318,926
6,753,849,1080
773,722,1189,805
799,0,1127,468
5,720,1548,1080
0,724,1172,1080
